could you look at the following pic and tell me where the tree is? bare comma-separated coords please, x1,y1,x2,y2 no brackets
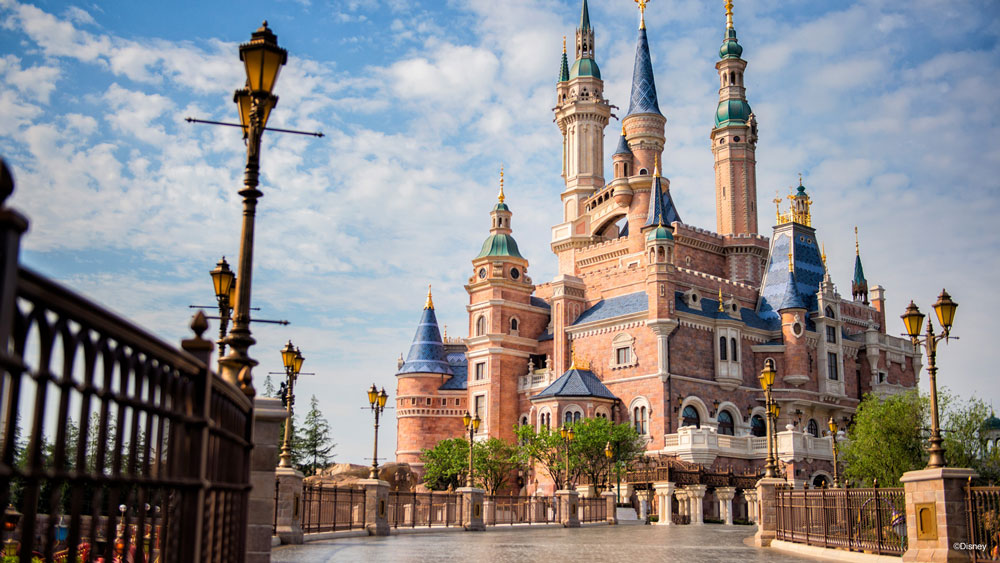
262,375,276,397
841,391,927,487
472,437,519,494
295,396,336,476
514,424,567,489
420,438,469,490
568,418,645,491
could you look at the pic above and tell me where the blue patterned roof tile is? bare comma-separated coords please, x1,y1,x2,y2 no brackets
573,292,648,325
439,353,468,390
396,306,453,376
530,296,551,309
533,368,616,400
626,27,661,116
643,175,681,228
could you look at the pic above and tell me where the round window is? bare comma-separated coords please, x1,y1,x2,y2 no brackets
792,322,804,337
510,268,520,280
734,136,740,142
478,267,487,279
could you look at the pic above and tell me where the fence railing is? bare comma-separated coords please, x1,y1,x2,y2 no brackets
775,485,906,557
578,496,606,523
966,483,1000,562
387,491,463,528
301,484,366,533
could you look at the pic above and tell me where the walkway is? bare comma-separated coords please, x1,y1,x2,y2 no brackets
272,523,825,562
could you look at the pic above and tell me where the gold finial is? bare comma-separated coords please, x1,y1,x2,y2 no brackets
425,284,434,309
798,172,803,186
635,0,648,29
718,288,724,312
498,165,505,203
621,123,627,136
563,36,567,54
443,324,448,338
773,191,783,223
725,0,734,29
788,250,794,273
653,153,660,177
854,226,860,256
821,243,827,267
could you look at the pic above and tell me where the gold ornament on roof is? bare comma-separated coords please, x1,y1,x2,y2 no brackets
498,165,505,203
635,0,649,29
563,36,567,54
725,0,734,29
775,179,813,227
425,284,434,310
821,243,828,268
855,226,860,255
788,250,794,273
569,345,590,370
718,288,724,312
653,153,660,178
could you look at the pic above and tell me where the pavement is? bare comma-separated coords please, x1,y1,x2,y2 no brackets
271,522,828,562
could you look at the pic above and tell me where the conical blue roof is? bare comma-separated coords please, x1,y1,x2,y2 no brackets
626,27,661,116
532,368,616,400
613,132,631,156
643,175,681,228
777,268,807,311
396,305,453,375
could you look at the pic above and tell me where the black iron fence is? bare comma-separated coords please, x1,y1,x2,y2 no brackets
387,491,463,528
0,165,254,562
301,484,366,533
966,483,1000,561
578,496,606,523
775,484,906,556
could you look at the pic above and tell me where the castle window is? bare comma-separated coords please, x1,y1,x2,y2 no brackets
825,306,836,319
639,168,648,175
521,416,528,426
807,419,819,438
878,371,887,384
426,397,432,406
441,398,447,406
616,346,631,365
827,353,839,380
730,338,738,361
719,337,728,361
510,317,519,332
410,398,416,406
455,398,461,406
612,333,637,368
631,406,648,434
475,315,487,336
751,415,766,437
826,325,837,343
718,410,734,436
474,395,485,425
682,406,700,429
474,362,486,381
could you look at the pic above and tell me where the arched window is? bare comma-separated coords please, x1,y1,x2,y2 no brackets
510,317,519,332
825,306,836,319
475,315,486,336
634,407,640,432
682,406,700,429
575,411,581,422
718,410,734,435
521,416,528,426
812,474,830,488
751,415,766,437
719,336,727,361
807,419,819,438
730,338,738,361
565,410,573,424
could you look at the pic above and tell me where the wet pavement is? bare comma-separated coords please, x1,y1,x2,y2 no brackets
272,523,825,562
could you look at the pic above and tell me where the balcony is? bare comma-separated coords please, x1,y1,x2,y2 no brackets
660,426,834,465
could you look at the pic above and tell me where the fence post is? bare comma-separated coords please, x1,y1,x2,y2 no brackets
273,466,303,544
900,466,978,562
359,478,389,536
247,396,288,561
457,486,485,531
965,477,977,563
556,489,580,528
753,475,786,547
602,491,617,525
0,160,28,453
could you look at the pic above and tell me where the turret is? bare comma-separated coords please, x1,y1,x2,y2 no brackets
852,227,869,304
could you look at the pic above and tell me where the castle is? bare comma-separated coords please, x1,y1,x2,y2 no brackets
394,0,920,493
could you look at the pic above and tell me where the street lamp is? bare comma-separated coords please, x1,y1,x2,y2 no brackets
758,358,778,478
367,384,388,479
209,256,236,357
218,21,288,398
828,417,840,487
560,424,575,490
462,412,482,487
278,341,305,468
902,289,959,469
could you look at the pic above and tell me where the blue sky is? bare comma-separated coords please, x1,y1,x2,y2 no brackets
1,0,998,466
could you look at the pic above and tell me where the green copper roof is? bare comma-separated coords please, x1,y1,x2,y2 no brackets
570,57,601,80
720,28,743,59
493,201,510,212
647,224,673,242
580,0,591,30
477,233,523,259
559,50,570,82
853,253,866,285
715,99,752,127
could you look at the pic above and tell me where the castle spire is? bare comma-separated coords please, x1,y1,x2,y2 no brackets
498,165,505,203
626,1,661,116
580,0,591,30
425,284,434,310
573,0,596,64
643,154,681,229
852,226,869,304
559,37,570,82
725,0,734,29
635,0,648,30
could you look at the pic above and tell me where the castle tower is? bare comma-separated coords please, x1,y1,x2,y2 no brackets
711,0,758,236
466,172,547,442
852,227,869,304
552,0,613,274
622,1,668,245
395,286,460,469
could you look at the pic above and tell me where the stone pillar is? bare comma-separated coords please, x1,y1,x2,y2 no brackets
688,484,707,525
483,497,496,526
359,479,389,536
753,477,786,547
601,491,617,525
747,489,759,522
575,484,596,498
557,490,580,528
901,467,977,562
274,467,304,544
529,496,545,523
458,487,485,531
247,396,287,563
716,486,736,526
675,490,686,522
654,482,675,526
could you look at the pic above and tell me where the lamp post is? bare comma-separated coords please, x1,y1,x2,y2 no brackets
209,257,236,358
560,424,575,490
462,412,482,487
902,289,959,469
758,358,778,478
367,384,388,479
277,341,304,468
218,21,288,398
828,417,840,487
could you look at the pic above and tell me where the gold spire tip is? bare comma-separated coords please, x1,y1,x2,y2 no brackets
798,172,803,186
718,288,724,312
425,284,434,309
821,243,827,266
635,0,648,29
621,123,627,136
854,226,860,255
498,165,505,203
653,153,660,177
725,0,734,29
563,36,567,53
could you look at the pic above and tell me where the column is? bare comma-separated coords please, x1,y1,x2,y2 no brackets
753,476,786,547
601,491,617,525
901,467,978,562
557,489,580,528
247,396,287,563
654,482,675,526
274,467,304,544
716,487,736,526
359,478,389,536
742,490,755,523
676,490,688,523
458,487,485,531
688,485,707,525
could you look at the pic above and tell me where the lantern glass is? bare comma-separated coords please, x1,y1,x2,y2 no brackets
378,388,388,408
210,257,235,301
901,301,925,338
472,414,481,431
234,88,252,132
280,341,296,370
933,289,957,331
560,426,568,440
239,22,287,94
568,427,575,441
828,417,837,434
463,412,472,428
758,359,776,389
292,348,305,374
228,279,237,308
604,442,612,459
367,384,378,407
